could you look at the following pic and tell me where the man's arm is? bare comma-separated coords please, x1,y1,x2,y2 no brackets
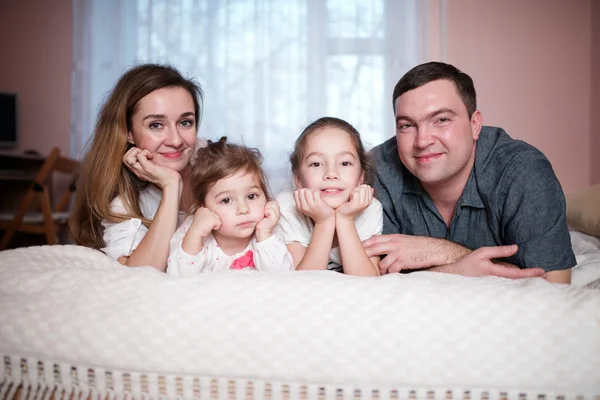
363,234,469,273
363,235,545,278
545,269,571,284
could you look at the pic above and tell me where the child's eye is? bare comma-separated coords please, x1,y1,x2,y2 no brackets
179,119,194,127
220,198,231,204
149,122,163,129
341,161,352,167
309,162,321,167
248,193,260,200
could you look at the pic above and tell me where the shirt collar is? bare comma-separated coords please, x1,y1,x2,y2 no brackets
457,169,485,209
401,167,485,209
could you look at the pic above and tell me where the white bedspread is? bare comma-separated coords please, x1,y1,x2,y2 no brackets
0,244,599,399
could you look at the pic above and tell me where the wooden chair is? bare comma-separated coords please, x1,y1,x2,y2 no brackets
0,147,79,250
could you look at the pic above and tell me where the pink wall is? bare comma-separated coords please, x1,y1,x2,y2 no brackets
446,0,593,195
0,0,72,157
592,1,600,184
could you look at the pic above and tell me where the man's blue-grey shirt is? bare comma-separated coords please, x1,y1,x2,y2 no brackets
370,126,576,271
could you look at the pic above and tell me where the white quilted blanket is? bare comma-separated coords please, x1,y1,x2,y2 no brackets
0,245,599,399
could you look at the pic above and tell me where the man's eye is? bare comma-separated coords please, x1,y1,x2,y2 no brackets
220,198,231,204
398,123,413,130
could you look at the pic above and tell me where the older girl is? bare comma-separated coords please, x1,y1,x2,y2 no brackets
276,117,383,276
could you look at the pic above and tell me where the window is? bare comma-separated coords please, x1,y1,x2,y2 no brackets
72,0,437,192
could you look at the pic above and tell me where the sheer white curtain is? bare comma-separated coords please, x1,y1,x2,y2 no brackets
71,0,441,193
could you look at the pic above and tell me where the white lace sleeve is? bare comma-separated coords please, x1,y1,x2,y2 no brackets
167,215,212,276
254,232,295,272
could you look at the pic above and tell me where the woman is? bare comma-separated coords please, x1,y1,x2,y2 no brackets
70,64,204,271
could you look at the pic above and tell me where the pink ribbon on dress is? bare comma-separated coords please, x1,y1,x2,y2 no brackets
229,250,256,270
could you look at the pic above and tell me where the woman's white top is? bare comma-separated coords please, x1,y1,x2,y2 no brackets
275,190,383,270
101,185,185,260
167,215,295,275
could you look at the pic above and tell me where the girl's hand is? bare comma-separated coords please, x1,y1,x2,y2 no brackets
293,188,335,224
123,147,182,189
336,184,373,221
256,201,280,241
189,207,221,237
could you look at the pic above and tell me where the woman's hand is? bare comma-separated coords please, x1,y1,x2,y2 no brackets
123,147,182,189
336,184,373,221
256,201,281,241
293,188,335,224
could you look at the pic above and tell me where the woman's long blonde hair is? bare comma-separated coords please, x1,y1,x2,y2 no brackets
70,64,204,249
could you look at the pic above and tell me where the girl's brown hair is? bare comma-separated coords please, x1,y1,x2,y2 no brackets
70,64,204,249
289,116,374,185
190,137,271,210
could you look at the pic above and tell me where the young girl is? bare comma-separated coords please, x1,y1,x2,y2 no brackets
276,117,383,276
167,137,294,275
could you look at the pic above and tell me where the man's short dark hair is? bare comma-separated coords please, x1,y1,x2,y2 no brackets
392,62,477,117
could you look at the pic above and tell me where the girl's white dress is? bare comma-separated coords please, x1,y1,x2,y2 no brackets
167,215,295,276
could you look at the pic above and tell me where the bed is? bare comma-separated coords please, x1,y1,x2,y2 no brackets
0,230,599,400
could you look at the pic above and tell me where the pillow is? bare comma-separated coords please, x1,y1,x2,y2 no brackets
566,183,600,238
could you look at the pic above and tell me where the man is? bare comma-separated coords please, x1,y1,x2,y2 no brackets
364,62,575,283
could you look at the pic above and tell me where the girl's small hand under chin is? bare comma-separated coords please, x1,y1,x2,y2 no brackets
336,184,374,221
293,188,335,224
190,207,222,237
256,201,281,240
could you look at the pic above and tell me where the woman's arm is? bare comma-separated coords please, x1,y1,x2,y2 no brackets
117,180,181,271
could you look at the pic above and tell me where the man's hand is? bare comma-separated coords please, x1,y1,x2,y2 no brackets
437,245,545,279
293,189,335,224
256,201,280,242
363,234,469,274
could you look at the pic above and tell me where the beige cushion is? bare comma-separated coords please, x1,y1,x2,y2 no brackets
566,183,600,237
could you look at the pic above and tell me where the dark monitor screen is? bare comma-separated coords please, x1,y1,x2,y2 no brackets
0,93,17,148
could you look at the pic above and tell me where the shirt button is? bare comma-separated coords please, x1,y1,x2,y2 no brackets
133,219,141,227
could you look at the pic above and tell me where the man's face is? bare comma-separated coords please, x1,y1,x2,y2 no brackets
394,79,482,189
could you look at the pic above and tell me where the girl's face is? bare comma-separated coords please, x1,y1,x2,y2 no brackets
128,86,197,172
295,127,364,209
204,170,267,240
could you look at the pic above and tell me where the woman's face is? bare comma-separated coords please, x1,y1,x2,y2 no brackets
128,86,197,172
